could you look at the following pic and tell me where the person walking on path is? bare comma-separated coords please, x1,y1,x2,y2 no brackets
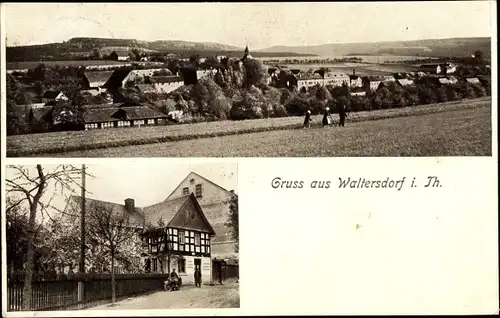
338,102,346,127
322,107,333,127
303,110,312,128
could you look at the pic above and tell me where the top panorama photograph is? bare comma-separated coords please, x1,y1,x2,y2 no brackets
4,1,494,157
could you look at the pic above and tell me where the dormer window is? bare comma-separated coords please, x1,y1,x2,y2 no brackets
182,187,189,195
195,184,202,198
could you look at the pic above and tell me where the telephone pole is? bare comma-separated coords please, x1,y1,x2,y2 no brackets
78,164,86,304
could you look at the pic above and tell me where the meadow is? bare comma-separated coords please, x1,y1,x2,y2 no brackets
7,97,491,157
57,104,491,157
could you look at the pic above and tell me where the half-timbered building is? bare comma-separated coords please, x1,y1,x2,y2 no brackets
141,193,216,284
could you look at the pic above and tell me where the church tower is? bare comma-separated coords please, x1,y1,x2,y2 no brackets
241,45,253,61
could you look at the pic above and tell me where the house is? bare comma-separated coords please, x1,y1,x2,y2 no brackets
42,90,68,104
324,72,350,87
82,104,169,130
419,64,442,74
150,76,184,94
83,70,114,94
64,171,238,282
112,49,131,61
350,87,366,96
141,193,215,282
63,196,147,274
363,76,384,91
348,70,363,88
465,77,480,84
294,73,324,92
196,69,217,80
162,172,238,258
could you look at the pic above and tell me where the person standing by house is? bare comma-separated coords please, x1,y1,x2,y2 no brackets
303,110,312,128
194,267,202,287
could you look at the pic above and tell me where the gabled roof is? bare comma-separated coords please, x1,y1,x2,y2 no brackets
143,193,216,235
295,73,323,81
82,105,168,123
42,90,62,99
165,171,237,202
397,79,415,86
85,71,114,84
113,49,130,57
66,195,144,227
151,75,183,84
324,72,349,79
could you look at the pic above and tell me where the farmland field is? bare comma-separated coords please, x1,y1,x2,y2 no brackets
6,60,163,70
8,97,491,157
278,63,418,75
57,104,491,157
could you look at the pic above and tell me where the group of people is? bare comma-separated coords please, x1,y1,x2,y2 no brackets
303,103,347,128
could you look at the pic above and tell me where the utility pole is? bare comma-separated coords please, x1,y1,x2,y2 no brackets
78,164,86,304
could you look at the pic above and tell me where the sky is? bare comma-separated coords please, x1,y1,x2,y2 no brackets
4,2,493,49
5,162,238,221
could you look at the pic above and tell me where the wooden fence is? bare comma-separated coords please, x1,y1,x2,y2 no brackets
7,273,168,312
212,264,239,284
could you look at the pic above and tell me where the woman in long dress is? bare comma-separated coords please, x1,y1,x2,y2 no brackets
303,110,312,128
322,107,332,127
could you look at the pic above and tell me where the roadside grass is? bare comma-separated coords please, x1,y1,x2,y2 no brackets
58,105,492,157
7,97,491,157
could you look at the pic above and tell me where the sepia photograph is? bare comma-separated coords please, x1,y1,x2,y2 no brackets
4,162,239,311
2,2,493,157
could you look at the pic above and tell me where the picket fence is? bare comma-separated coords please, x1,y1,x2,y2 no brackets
7,273,168,311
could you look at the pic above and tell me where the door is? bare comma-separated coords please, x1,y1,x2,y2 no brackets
194,258,202,279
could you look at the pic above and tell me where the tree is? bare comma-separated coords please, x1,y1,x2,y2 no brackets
92,48,103,60
242,58,267,88
5,165,85,310
86,200,139,303
225,194,239,253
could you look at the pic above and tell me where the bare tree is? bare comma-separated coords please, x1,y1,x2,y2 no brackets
86,201,138,304
5,164,85,311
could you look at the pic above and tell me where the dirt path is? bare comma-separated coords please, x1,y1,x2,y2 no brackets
86,282,239,310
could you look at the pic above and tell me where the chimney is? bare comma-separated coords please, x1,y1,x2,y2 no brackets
353,69,356,76
125,198,135,213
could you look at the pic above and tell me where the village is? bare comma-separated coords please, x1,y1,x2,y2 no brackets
6,45,491,135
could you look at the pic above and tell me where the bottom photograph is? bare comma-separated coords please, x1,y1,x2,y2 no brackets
5,162,239,311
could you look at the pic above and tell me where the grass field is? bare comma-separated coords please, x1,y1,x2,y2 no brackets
7,97,491,157
56,105,492,157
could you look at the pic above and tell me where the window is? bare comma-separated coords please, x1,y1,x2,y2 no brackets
195,184,202,197
182,187,189,195
195,233,200,246
179,231,185,244
178,258,186,273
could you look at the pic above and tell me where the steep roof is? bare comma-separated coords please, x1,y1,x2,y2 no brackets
42,90,62,99
397,79,415,86
85,71,114,84
142,193,216,235
165,171,237,202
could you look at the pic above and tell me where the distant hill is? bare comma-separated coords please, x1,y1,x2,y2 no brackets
6,37,312,62
257,37,491,59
